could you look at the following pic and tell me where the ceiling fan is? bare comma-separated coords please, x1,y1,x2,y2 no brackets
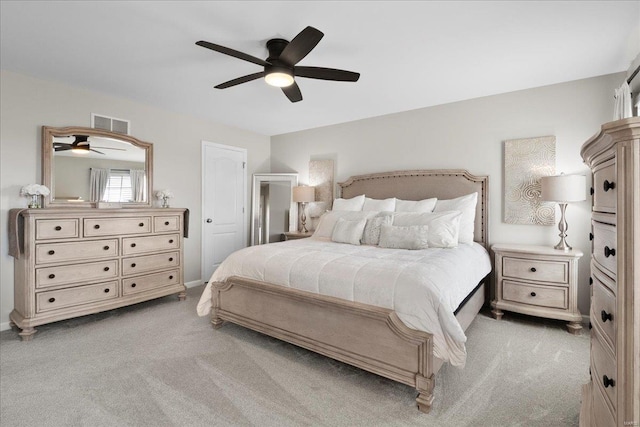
53,135,126,155
196,26,360,103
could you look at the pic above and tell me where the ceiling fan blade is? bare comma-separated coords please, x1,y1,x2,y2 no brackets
282,82,302,103
55,145,72,152
295,66,360,82
196,41,269,67
90,149,105,155
92,146,127,151
215,72,265,89
279,26,324,66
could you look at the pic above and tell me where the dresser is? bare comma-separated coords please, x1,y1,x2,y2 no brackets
9,208,187,341
491,243,583,333
579,117,639,427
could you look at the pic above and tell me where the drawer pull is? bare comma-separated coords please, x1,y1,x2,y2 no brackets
131,283,137,288
131,263,136,268
103,267,110,272
48,274,55,279
48,250,55,255
169,239,174,244
139,222,144,227
602,375,615,388
601,310,612,323
131,243,137,248
55,226,62,231
589,322,592,330
589,277,593,285
603,180,616,192
169,275,174,280
604,246,616,258
589,232,593,241
48,297,55,303
169,257,174,262
530,292,536,297
94,224,100,229
529,267,537,272
164,221,170,226
104,288,110,293
589,187,594,196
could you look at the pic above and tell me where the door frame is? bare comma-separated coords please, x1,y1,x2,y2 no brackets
201,140,247,283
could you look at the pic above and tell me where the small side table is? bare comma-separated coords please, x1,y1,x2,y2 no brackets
282,231,313,241
491,243,583,334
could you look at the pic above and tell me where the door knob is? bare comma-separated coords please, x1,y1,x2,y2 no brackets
206,218,213,223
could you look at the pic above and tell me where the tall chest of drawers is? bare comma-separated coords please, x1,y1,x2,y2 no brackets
9,208,187,340
579,118,639,427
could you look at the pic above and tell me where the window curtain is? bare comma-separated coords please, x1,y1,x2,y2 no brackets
89,168,109,202
614,81,633,120
130,169,146,202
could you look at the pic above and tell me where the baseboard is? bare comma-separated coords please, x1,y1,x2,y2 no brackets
1,321,12,332
186,280,205,288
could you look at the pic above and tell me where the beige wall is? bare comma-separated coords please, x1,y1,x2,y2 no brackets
271,73,626,316
0,70,271,329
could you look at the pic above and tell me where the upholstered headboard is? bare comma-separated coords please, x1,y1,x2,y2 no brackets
338,169,489,246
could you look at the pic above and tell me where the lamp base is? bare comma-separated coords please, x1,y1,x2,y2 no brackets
300,202,309,233
553,203,572,251
553,239,572,251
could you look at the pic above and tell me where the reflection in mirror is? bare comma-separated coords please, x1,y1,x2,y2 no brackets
42,126,153,207
251,173,298,245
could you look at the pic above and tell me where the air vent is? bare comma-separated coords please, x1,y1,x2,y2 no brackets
91,113,130,135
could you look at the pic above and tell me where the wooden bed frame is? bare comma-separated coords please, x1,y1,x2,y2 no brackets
210,169,489,413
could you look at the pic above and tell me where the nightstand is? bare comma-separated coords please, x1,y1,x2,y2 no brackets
491,243,583,334
282,231,313,241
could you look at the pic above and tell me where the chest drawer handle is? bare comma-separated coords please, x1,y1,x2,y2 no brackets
139,222,144,227
589,277,593,285
48,297,55,303
55,226,62,231
529,267,536,272
131,283,137,288
169,275,174,280
104,288,110,293
602,375,615,388
169,239,174,244
604,246,616,258
131,243,137,248
103,246,110,250
48,274,55,279
131,263,136,268
48,250,55,255
530,292,536,297
589,232,593,241
103,267,110,272
589,187,594,196
94,224,100,229
164,221,170,226
601,310,612,322
169,257,174,262
603,180,616,192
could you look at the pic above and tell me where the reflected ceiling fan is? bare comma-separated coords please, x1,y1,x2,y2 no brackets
53,135,126,155
196,26,360,102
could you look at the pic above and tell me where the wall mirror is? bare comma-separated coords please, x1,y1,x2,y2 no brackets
42,126,153,208
251,173,298,245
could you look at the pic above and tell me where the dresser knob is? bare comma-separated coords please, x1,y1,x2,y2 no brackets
104,267,110,272
169,275,174,280
55,226,62,231
169,239,174,244
48,274,55,279
604,246,616,258
131,283,137,288
104,288,110,293
139,222,144,227
589,277,593,285
103,246,109,250
48,297,55,303
131,243,136,248
530,267,537,272
601,310,612,323
48,250,55,255
131,263,136,268
589,232,593,241
589,322,592,330
530,292,536,297
589,187,594,196
164,221,170,226
603,180,616,192
603,375,615,388
94,224,100,229
169,257,174,262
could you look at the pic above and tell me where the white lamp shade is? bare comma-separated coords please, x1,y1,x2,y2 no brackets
540,174,586,203
292,186,315,203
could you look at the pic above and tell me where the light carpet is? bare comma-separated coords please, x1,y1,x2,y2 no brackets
0,285,588,426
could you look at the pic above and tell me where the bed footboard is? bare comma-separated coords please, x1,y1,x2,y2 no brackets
211,276,436,413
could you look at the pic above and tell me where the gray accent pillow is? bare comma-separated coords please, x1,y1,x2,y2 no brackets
378,224,429,250
362,213,393,245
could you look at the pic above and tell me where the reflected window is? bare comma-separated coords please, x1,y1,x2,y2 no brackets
104,170,133,202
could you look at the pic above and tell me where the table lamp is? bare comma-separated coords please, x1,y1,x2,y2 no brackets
292,186,315,233
540,174,586,251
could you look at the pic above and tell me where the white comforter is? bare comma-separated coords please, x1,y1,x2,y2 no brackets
197,238,491,367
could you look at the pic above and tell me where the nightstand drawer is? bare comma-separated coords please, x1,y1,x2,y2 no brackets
502,280,567,309
591,334,617,412
591,272,616,350
592,221,616,278
592,158,616,214
502,257,568,285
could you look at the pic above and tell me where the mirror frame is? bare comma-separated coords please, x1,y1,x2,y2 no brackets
42,126,153,208
251,173,298,245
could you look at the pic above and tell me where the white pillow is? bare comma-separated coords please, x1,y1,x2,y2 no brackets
313,210,377,239
378,225,429,250
395,198,437,213
331,218,367,245
362,197,396,212
332,194,365,211
361,213,394,245
434,193,478,244
393,211,462,248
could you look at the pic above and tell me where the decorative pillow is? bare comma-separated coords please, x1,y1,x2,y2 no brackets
433,192,478,244
392,211,462,248
361,213,394,245
378,225,429,250
395,198,437,213
362,197,396,212
313,210,377,239
332,194,365,211
331,218,367,245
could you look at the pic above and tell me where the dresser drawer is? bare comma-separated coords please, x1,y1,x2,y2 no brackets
122,269,180,295
35,219,79,240
36,281,118,313
591,333,617,411
502,280,567,309
122,234,180,255
592,158,616,214
122,251,179,276
35,260,118,289
84,217,151,236
591,272,616,350
502,257,568,285
592,376,616,427
592,221,617,277
35,239,118,265
154,216,181,233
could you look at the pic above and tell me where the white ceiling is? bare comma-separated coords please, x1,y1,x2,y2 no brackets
1,1,638,136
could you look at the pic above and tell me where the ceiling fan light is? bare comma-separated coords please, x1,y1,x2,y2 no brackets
265,71,294,87
71,145,90,154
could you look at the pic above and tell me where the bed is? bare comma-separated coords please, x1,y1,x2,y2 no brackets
198,169,490,413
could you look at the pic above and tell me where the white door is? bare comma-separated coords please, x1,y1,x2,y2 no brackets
201,142,247,283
